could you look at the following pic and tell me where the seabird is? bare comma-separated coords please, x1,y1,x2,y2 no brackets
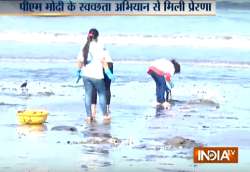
20,80,27,89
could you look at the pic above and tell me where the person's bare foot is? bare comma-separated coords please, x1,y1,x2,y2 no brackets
85,116,96,123
91,115,96,121
85,117,92,123
162,101,171,109
103,115,111,123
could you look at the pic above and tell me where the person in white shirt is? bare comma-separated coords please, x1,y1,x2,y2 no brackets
91,49,113,117
76,28,114,123
147,59,181,109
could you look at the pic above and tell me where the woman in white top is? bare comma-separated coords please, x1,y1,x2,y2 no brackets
76,28,114,123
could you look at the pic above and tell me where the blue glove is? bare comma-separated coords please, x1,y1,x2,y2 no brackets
76,69,81,77
166,82,172,90
76,69,82,84
166,81,174,90
170,81,174,88
104,68,115,81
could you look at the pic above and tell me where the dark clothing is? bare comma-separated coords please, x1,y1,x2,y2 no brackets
91,62,113,105
149,71,171,103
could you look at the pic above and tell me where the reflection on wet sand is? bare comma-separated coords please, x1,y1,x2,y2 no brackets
16,124,47,136
79,123,121,145
79,123,115,171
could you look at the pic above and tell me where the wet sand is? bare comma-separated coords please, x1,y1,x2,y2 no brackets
0,61,250,172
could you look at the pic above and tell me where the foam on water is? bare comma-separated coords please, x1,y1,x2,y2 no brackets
1,31,250,50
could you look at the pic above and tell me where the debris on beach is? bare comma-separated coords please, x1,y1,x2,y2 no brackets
187,99,220,109
0,102,23,107
37,91,55,96
164,136,203,149
67,137,121,145
51,125,78,132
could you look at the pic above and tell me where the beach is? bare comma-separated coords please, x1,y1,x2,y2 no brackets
1,60,250,172
1,2,250,171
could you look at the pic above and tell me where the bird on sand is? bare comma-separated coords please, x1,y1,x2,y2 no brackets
20,80,28,89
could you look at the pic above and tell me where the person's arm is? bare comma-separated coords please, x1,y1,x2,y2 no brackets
164,73,174,90
82,32,94,66
101,58,108,69
166,80,173,90
101,57,115,81
75,45,85,83
75,59,83,84
76,60,83,69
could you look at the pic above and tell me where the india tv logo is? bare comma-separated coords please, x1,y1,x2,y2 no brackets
194,147,238,163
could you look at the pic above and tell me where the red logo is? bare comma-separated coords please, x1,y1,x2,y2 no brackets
194,147,238,163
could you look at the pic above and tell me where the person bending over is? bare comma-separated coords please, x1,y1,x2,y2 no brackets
147,59,180,109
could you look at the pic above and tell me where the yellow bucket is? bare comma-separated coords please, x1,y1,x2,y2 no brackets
17,109,48,125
